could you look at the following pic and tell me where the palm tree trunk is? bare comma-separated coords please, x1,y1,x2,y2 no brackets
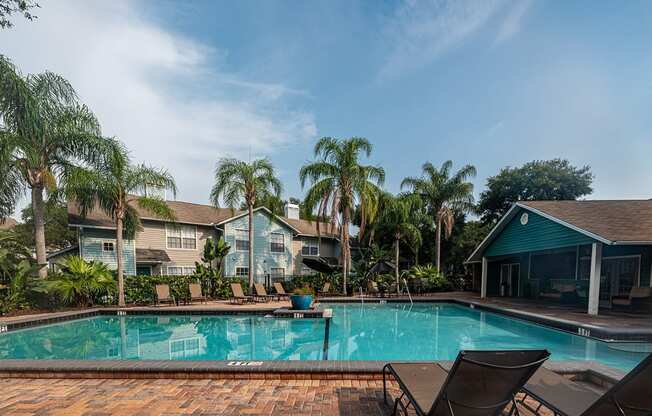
248,204,254,290
395,237,400,294
116,215,126,307
435,216,442,271
32,185,48,278
341,208,350,296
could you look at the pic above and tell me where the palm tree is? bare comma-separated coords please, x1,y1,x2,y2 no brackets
46,256,115,307
0,55,116,277
377,193,422,291
300,137,385,295
66,144,177,307
401,161,476,272
210,158,282,290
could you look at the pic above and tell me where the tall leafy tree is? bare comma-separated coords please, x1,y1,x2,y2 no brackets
401,160,476,272
210,158,282,289
478,159,593,224
0,55,115,276
376,193,422,291
13,198,77,251
300,137,385,295
65,145,177,307
0,0,38,29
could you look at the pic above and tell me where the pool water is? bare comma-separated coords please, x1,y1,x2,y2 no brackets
0,303,647,371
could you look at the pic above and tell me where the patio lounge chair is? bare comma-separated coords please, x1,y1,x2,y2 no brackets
188,283,207,304
367,281,380,296
382,349,550,416
229,283,254,304
521,353,652,416
155,284,175,306
273,282,290,300
253,283,277,302
611,287,652,312
318,282,331,296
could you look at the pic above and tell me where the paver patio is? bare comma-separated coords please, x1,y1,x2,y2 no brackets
0,378,552,416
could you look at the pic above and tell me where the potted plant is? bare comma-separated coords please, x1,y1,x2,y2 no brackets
290,286,314,310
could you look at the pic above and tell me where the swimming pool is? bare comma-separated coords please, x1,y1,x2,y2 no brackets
0,303,647,371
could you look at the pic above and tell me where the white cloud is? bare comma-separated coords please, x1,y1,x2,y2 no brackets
379,0,506,80
494,0,533,44
1,0,317,212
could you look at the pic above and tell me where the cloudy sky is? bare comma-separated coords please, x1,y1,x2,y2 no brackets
3,0,652,216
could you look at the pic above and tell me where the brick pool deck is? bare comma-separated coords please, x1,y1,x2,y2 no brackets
0,378,554,415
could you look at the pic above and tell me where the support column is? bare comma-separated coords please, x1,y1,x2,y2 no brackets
481,257,488,299
588,242,603,316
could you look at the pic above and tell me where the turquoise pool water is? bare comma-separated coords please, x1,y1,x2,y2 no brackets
0,303,647,371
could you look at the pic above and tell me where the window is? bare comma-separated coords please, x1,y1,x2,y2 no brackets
270,268,284,278
102,241,115,252
270,233,284,253
166,224,196,249
235,229,249,251
301,239,319,256
235,267,249,277
301,266,315,276
167,265,195,276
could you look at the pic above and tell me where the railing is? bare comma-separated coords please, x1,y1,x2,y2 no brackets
403,278,413,305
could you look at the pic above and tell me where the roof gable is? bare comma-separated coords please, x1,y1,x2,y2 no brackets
483,208,596,258
519,200,652,243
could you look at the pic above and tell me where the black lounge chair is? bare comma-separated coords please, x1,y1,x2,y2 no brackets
383,349,550,416
521,352,652,416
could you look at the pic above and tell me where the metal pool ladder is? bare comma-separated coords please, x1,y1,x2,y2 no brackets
402,278,413,305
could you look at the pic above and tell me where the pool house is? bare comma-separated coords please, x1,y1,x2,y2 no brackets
467,200,652,315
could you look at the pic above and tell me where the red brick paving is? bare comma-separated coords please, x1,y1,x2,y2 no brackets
0,378,553,415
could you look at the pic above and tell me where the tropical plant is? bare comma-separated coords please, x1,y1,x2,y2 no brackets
64,144,177,307
0,230,43,313
300,137,385,295
210,157,282,289
194,236,231,297
46,256,115,307
405,264,448,292
376,193,423,291
0,55,117,276
401,160,476,272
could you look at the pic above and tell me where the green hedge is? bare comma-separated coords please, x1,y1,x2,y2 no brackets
124,275,245,305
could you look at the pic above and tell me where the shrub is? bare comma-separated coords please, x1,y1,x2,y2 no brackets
292,286,315,296
45,256,116,307
405,264,450,292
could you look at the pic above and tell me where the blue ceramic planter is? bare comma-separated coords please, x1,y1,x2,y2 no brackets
290,294,313,310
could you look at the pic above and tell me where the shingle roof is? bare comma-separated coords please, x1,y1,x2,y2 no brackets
519,200,652,243
466,199,652,263
68,199,236,228
284,218,339,238
135,248,171,263
68,198,337,238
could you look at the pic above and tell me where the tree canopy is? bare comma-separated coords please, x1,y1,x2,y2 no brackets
478,159,593,224
0,0,38,29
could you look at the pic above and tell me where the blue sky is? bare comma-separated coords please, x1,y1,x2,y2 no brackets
3,0,652,213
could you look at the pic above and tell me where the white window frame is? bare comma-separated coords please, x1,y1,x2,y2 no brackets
235,228,249,252
165,224,197,250
166,265,196,276
301,239,319,256
102,240,115,252
235,266,249,277
270,232,285,253
270,267,285,278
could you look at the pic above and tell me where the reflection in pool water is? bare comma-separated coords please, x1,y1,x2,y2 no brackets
0,303,647,371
